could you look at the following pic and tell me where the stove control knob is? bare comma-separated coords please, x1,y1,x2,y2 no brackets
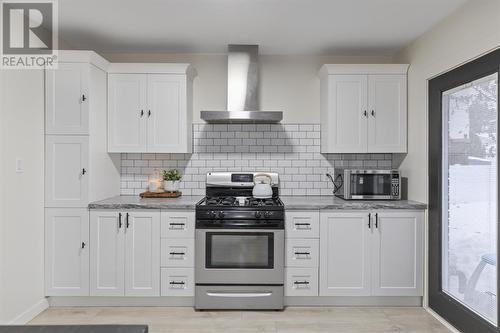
255,211,262,219
209,210,217,219
264,211,271,219
218,211,225,218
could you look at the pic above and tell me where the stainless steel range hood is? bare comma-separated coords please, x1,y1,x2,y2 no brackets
201,45,283,123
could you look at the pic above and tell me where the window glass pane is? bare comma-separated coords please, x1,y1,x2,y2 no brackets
442,72,498,324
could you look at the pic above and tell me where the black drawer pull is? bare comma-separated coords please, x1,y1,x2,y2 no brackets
169,252,186,256
294,223,311,226
294,280,310,285
169,223,186,226
169,281,186,285
294,252,311,256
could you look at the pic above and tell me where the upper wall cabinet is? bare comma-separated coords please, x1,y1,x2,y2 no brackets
319,64,408,153
107,64,196,153
46,63,89,135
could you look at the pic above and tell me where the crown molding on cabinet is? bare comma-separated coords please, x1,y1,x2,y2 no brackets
319,64,409,76
56,50,110,71
107,63,197,79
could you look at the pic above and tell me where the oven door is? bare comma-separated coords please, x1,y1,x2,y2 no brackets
195,228,284,285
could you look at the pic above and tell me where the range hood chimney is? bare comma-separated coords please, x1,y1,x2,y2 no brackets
200,45,283,123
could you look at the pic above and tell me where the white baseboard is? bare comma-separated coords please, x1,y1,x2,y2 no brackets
425,307,462,333
8,298,49,325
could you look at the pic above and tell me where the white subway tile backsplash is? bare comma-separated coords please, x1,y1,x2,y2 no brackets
120,123,398,195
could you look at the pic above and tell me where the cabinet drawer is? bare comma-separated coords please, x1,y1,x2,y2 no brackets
161,211,195,239
286,239,319,268
161,238,195,267
285,211,320,238
285,267,318,297
161,267,194,296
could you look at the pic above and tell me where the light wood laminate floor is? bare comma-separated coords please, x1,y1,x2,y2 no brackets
29,307,453,333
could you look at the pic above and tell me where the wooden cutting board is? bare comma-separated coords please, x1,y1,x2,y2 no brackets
139,191,182,198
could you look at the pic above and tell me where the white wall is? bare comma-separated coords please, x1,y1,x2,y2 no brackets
394,0,500,203
0,69,47,323
102,53,393,123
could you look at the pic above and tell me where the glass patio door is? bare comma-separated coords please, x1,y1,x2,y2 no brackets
429,49,500,333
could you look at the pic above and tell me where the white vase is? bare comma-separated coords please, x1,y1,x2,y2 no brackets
164,180,180,192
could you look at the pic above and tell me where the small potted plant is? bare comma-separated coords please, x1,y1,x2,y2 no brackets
162,169,182,192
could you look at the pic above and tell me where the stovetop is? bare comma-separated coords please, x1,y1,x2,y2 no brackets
197,196,284,208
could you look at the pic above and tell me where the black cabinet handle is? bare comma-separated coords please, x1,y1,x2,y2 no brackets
82,168,86,175
118,213,122,229
148,110,151,117
82,94,86,102
375,213,378,229
371,110,375,117
294,252,310,256
363,110,368,117
294,280,310,285
169,223,186,226
126,213,130,229
368,213,371,229
81,242,86,249
169,252,186,256
169,281,186,285
294,223,311,226
140,110,144,117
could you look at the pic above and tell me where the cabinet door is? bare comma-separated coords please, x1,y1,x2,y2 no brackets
371,211,423,296
46,63,89,135
285,211,320,238
45,208,89,296
161,210,195,239
90,210,125,296
108,74,147,152
125,211,160,296
321,75,368,153
367,75,407,153
45,135,89,207
147,74,189,153
319,212,371,296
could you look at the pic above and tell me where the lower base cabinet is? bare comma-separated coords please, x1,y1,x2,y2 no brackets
285,267,319,297
90,210,160,296
45,208,89,296
319,211,423,297
161,268,195,296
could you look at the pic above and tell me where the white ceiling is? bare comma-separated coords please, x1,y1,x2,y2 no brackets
58,0,468,55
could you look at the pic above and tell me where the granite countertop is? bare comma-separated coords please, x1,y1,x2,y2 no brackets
281,196,427,210
88,195,203,210
89,195,426,210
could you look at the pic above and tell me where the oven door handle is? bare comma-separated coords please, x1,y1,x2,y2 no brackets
206,291,273,298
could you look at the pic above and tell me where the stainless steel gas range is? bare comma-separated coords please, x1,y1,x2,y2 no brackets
195,172,284,310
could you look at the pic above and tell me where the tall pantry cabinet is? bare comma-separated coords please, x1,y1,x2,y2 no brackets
44,51,121,296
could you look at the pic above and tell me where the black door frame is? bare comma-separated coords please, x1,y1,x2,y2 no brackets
429,48,500,333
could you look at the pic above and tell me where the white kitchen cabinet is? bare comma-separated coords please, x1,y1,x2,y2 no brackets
125,211,161,296
161,238,195,268
286,239,319,268
285,211,320,239
319,64,408,153
107,74,148,152
90,210,124,296
161,268,195,297
161,211,195,239
90,210,160,297
285,267,319,297
107,64,195,153
147,74,189,153
45,63,89,135
320,75,368,153
319,210,423,297
367,75,407,153
45,135,89,208
319,212,372,296
371,211,423,296
45,208,89,296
